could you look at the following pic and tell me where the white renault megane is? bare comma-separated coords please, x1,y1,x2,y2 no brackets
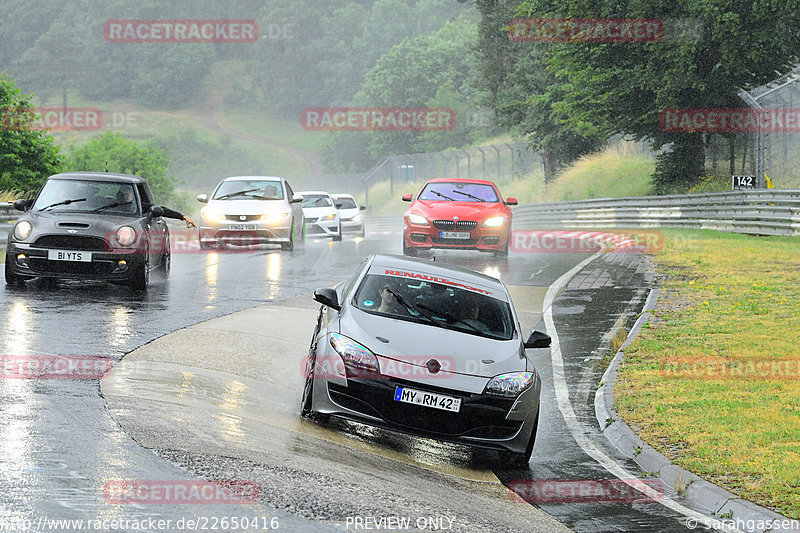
301,253,551,466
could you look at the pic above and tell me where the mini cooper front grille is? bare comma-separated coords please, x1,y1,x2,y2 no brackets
29,258,115,276
432,220,477,231
32,235,110,251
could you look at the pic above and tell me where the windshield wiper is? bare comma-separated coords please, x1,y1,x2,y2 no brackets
215,188,259,200
385,290,459,332
416,302,486,336
92,200,133,212
41,198,87,211
452,190,485,202
429,190,454,201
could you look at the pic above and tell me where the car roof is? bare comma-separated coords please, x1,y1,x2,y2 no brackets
423,178,499,186
222,176,284,181
47,172,146,184
296,190,331,196
368,254,508,295
331,193,356,199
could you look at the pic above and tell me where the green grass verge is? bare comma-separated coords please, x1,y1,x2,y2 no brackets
616,228,800,518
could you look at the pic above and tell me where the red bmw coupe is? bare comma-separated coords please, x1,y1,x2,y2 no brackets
402,178,517,257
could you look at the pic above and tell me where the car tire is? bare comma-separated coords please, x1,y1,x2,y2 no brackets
494,239,509,258
159,244,171,279
402,239,418,257
332,222,342,242
4,255,25,286
498,412,539,468
130,246,150,291
359,224,366,238
300,355,330,423
281,223,295,251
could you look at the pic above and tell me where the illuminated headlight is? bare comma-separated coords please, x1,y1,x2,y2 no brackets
264,211,290,223
200,206,226,222
13,220,32,241
485,371,536,397
115,226,137,247
482,216,506,228
324,213,337,220
330,333,379,372
407,213,429,226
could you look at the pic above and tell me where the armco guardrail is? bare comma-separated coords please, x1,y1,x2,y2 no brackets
1,202,15,222
512,190,800,236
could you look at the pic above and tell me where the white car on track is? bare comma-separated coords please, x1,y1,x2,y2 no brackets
298,191,342,241
332,194,366,238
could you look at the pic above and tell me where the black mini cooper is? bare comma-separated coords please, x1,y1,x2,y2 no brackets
5,172,170,290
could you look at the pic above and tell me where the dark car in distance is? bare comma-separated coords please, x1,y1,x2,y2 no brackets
4,172,171,290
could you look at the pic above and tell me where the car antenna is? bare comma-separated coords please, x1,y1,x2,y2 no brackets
104,160,109,173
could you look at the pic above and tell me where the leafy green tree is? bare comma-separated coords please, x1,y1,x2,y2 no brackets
517,0,800,192
63,131,179,205
0,76,62,194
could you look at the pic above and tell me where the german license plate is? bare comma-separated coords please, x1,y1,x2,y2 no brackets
229,224,256,231
48,250,92,262
394,386,461,413
440,231,470,239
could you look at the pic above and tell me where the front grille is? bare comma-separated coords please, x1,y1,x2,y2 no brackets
32,235,109,251
29,258,115,275
432,220,477,231
431,237,478,246
224,214,263,222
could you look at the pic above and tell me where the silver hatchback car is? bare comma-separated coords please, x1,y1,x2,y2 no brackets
301,253,551,466
197,176,305,251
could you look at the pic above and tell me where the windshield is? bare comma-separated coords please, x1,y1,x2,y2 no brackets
354,274,514,340
335,197,357,209
418,182,499,202
212,180,283,200
32,179,139,215
300,194,333,208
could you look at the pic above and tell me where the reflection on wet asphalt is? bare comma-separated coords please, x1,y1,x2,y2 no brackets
1,227,691,531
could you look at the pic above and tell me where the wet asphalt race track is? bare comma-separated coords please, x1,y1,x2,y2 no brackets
0,220,697,532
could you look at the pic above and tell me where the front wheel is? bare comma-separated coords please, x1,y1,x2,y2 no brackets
332,222,342,242
300,356,330,423
130,247,150,291
498,412,538,468
402,239,418,257
281,223,295,251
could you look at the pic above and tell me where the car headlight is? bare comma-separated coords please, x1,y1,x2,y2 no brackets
485,371,536,397
115,226,137,247
407,213,429,226
330,333,379,373
482,216,506,228
324,213,337,220
264,211,290,223
201,206,226,223
13,221,32,241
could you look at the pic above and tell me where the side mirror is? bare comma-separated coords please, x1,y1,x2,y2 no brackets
313,288,341,311
291,194,304,204
359,205,366,211
402,194,413,202
196,193,208,203
13,199,31,212
335,202,344,209
149,205,164,218
505,197,518,206
524,329,551,349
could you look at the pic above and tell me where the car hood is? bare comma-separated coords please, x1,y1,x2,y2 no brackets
407,200,506,220
338,208,360,218
19,211,143,240
209,199,287,215
339,307,526,380
302,206,337,217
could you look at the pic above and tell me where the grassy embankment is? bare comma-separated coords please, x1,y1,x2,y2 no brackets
617,229,800,519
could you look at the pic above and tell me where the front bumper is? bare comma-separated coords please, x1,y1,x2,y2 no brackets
403,221,509,252
199,220,292,246
304,217,340,238
340,218,364,234
310,358,540,453
6,241,147,281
